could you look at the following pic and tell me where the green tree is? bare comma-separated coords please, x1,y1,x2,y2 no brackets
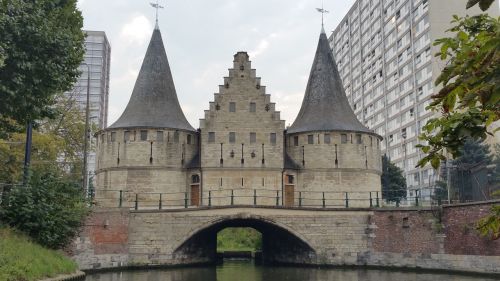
466,0,496,11
0,95,86,185
417,14,499,169
0,0,85,135
0,170,89,249
381,155,407,204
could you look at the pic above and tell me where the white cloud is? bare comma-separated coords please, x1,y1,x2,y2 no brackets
120,15,152,45
249,39,269,58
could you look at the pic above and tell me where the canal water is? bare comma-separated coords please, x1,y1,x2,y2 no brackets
85,260,498,281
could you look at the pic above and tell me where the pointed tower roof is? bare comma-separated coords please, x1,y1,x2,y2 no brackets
109,28,195,131
287,30,372,135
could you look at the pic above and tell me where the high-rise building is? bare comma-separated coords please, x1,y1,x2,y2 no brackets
65,30,111,184
329,0,499,199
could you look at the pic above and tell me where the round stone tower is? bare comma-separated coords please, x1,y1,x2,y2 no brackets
94,27,198,207
285,28,382,207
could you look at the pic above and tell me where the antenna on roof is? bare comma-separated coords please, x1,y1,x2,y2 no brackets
150,0,164,30
316,2,329,33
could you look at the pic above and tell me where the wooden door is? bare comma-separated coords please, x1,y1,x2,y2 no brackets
285,185,294,207
190,184,200,206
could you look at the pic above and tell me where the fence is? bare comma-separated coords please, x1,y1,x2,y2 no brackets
91,188,432,210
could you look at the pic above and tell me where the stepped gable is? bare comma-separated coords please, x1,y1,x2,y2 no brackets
109,28,194,131
287,29,372,134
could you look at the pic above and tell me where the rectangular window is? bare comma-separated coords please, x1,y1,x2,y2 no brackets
208,132,215,143
250,132,256,143
341,134,348,143
324,134,331,144
307,134,314,144
157,131,164,142
111,132,116,142
356,134,362,144
174,131,179,143
294,136,299,146
249,102,256,112
229,102,236,112
270,133,277,144
187,134,192,144
140,130,148,141
229,132,236,143
124,131,130,142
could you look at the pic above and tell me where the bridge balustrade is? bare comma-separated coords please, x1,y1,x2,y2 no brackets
90,188,433,210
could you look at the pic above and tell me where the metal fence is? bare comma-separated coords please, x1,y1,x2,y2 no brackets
91,188,434,210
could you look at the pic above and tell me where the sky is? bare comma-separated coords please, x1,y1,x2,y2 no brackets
77,0,356,128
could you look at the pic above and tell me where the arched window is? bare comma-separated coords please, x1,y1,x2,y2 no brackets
191,174,200,184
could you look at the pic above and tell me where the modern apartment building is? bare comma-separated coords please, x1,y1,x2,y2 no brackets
329,0,499,199
65,30,111,184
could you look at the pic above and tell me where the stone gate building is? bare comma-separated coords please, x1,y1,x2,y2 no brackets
94,25,382,208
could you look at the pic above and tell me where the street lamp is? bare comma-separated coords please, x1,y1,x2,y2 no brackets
82,63,91,194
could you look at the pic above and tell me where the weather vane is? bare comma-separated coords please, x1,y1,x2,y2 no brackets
150,0,164,29
316,3,329,29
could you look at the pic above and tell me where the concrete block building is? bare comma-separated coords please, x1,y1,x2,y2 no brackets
94,25,382,208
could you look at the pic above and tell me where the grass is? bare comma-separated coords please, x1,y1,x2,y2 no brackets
0,226,78,281
217,227,262,252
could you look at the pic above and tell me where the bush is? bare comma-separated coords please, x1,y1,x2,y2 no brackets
0,171,89,249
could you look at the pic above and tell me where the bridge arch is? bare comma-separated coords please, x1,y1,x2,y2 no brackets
172,213,317,265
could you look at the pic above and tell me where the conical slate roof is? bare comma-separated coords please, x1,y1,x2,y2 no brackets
109,28,195,131
287,29,372,134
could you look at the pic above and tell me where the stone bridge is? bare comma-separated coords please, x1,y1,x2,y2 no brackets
72,201,500,275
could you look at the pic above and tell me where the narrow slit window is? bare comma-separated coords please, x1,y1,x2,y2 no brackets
229,132,236,143
229,102,236,112
294,136,299,146
157,131,164,142
356,134,362,144
124,131,130,142
187,134,192,145
111,132,116,142
174,131,179,143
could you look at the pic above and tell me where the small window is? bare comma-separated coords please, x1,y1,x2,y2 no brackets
157,131,164,142
341,134,348,144
307,134,314,144
229,132,236,143
270,133,277,144
249,102,256,112
250,132,256,143
324,134,331,144
174,131,179,143
124,131,130,142
140,130,148,141
101,134,105,143
229,102,236,112
240,65,244,71
187,134,192,144
208,132,215,143
191,174,200,183
294,136,299,146
287,175,294,184
356,134,362,144
111,132,116,142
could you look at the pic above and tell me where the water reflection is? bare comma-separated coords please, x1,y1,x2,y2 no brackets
86,260,497,281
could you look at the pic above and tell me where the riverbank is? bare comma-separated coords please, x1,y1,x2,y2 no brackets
0,227,79,281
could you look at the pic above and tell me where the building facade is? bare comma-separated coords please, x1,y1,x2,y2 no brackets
329,0,499,198
94,26,382,208
66,30,111,184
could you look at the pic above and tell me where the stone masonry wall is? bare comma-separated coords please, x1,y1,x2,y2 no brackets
72,201,500,274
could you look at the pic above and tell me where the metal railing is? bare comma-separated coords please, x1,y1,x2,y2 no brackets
91,188,435,210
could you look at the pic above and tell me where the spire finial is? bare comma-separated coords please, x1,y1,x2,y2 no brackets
316,3,329,33
150,0,164,30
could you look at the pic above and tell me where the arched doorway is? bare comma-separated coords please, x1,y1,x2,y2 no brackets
173,217,316,265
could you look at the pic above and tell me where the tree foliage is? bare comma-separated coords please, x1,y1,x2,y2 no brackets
0,95,86,185
0,0,85,135
466,0,496,11
381,155,407,204
0,170,89,249
417,14,499,169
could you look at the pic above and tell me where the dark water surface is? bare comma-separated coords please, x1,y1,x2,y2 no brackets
85,260,499,281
